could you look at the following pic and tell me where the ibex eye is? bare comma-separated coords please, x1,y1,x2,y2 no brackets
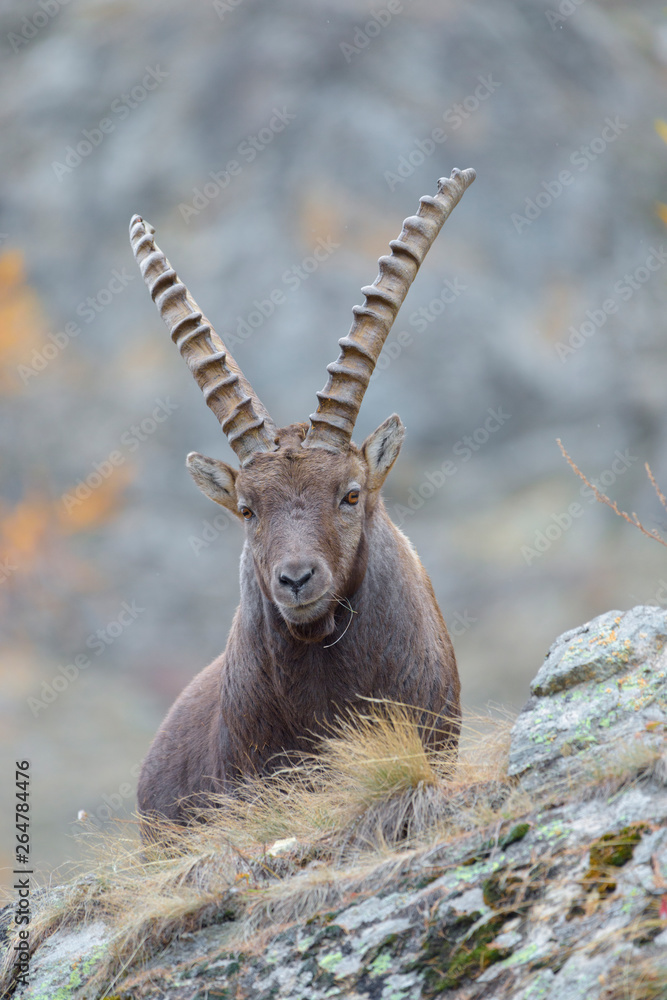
342,490,360,506
240,507,254,520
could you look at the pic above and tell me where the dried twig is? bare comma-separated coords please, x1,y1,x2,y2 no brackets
556,439,667,549
646,463,667,512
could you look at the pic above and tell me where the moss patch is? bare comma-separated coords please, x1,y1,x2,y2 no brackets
500,822,531,848
482,871,523,910
413,912,514,996
585,823,649,896
483,861,546,912
462,822,531,869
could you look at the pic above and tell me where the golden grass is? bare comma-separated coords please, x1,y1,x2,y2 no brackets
199,700,517,856
575,742,666,802
0,702,523,997
0,826,244,998
602,955,667,1000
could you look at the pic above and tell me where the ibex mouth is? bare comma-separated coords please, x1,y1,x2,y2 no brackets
277,592,333,625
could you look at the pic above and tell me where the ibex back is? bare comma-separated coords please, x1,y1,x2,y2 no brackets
130,167,475,830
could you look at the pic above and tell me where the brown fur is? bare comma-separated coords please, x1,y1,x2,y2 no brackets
138,419,460,828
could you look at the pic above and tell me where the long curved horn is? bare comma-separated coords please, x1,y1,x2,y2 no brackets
303,167,476,453
129,215,278,467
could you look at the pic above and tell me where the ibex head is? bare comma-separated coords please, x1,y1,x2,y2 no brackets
130,168,475,641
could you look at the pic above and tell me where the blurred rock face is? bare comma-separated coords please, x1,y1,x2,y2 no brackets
1,0,666,883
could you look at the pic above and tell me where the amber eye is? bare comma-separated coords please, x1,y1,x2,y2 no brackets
342,489,360,506
240,507,254,520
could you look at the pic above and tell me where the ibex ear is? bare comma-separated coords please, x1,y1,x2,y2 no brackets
362,414,405,491
186,452,239,514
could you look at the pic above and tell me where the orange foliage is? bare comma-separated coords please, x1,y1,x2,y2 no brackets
0,250,137,643
654,122,667,227
58,463,135,533
0,464,134,575
0,248,133,594
655,122,667,227
0,494,52,562
0,250,46,394
0,477,133,612
655,118,667,145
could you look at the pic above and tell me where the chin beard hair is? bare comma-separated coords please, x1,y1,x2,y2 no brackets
285,607,337,644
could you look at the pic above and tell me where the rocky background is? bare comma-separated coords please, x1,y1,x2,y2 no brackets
1,0,667,888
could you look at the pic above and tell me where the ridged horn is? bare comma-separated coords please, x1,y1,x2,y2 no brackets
303,167,476,452
129,215,278,467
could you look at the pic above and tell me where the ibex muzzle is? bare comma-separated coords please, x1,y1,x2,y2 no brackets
130,168,475,829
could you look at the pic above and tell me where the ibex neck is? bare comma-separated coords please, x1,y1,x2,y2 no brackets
225,502,447,773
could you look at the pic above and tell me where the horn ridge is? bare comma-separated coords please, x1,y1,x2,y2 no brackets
303,167,476,452
129,215,278,467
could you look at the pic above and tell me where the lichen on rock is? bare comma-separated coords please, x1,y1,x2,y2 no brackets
508,605,667,795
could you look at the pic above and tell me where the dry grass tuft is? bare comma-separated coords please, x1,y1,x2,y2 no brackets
0,702,522,995
317,699,450,799
0,825,243,997
577,742,667,802
86,839,238,992
602,955,667,1000
202,701,517,857
293,699,457,853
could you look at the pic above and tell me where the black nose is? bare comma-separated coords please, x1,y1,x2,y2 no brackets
278,566,315,594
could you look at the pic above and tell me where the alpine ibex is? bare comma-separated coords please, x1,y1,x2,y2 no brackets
130,167,475,827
